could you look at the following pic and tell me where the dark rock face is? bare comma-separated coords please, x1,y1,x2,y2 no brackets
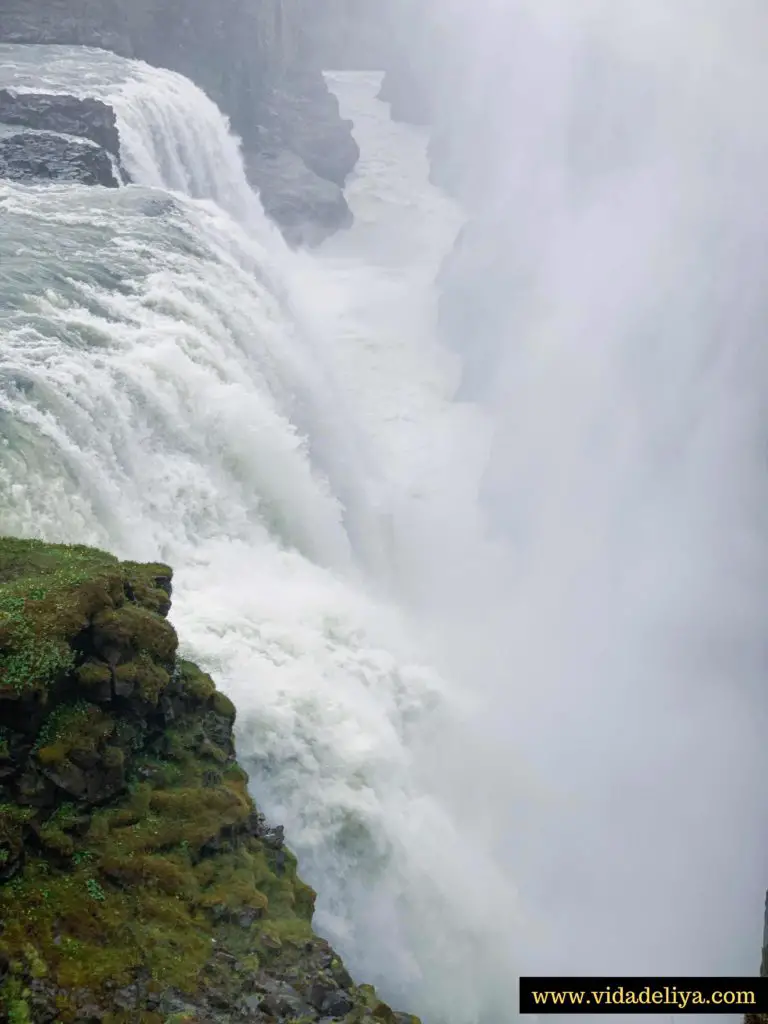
0,90,124,188
256,73,360,187
0,130,120,186
0,538,420,1024
0,89,120,155
246,148,352,247
244,72,360,242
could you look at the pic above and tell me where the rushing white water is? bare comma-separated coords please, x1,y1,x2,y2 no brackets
0,45,522,1023
0,44,263,217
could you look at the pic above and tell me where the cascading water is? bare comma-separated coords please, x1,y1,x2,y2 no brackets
3,12,767,1021
0,45,263,216
0,45,523,1024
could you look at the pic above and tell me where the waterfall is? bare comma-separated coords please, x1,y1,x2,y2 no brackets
0,46,520,1023
4,17,766,1019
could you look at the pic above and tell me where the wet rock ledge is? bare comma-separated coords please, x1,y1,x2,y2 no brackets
0,538,419,1024
0,90,123,187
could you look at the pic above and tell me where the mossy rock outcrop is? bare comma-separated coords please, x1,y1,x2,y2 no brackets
0,538,420,1024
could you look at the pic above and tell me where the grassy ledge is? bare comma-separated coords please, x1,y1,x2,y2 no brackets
0,537,420,1024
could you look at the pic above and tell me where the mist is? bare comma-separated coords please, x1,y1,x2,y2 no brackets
376,0,768,1006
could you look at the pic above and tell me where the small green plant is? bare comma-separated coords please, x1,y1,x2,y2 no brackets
7,999,31,1024
3,979,32,1024
85,878,106,901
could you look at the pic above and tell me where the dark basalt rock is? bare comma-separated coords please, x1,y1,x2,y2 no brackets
0,131,120,187
246,148,353,247
309,976,355,1016
0,89,124,188
0,90,121,156
254,73,360,188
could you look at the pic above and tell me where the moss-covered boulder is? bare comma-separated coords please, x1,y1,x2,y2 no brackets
0,538,420,1024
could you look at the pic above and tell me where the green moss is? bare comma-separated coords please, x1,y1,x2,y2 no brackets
371,1004,397,1022
35,700,113,760
177,659,215,702
196,853,270,915
0,538,421,1024
0,538,121,697
0,696,295,1010
76,658,112,690
256,915,314,949
36,822,75,857
210,690,236,720
114,651,171,703
4,978,32,1024
0,538,116,584
92,604,177,667
47,801,88,833
121,560,172,617
0,743,318,1019
0,803,35,830
222,761,249,784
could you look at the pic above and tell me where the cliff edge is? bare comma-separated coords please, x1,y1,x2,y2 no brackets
0,538,418,1024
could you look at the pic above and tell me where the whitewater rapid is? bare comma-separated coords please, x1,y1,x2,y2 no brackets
0,46,520,1023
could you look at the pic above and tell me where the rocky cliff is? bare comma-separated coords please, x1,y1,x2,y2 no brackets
0,90,123,188
0,538,419,1024
0,0,361,243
